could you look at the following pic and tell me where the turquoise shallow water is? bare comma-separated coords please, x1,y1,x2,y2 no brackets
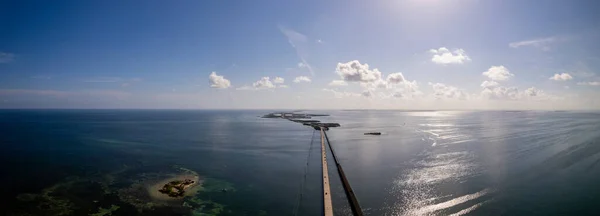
1,110,600,215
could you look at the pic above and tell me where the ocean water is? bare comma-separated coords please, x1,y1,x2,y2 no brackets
1,110,599,215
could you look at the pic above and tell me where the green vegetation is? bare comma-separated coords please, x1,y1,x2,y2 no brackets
199,178,235,193
184,197,225,216
89,205,120,216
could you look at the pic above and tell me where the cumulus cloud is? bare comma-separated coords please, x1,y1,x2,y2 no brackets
549,73,573,81
429,47,471,65
293,76,311,83
481,80,499,88
361,90,373,97
328,80,348,86
278,84,289,88
392,92,404,98
481,86,521,100
208,72,231,88
332,60,421,99
361,79,388,90
524,87,542,96
386,73,406,84
577,82,600,86
480,84,553,101
335,60,382,82
273,77,285,84
253,77,276,89
429,83,468,100
482,66,514,81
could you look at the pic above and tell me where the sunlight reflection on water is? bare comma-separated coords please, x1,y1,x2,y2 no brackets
391,112,488,215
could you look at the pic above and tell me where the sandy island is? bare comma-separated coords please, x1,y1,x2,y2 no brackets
147,174,202,201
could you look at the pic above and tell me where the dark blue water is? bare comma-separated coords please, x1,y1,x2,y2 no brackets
1,110,599,215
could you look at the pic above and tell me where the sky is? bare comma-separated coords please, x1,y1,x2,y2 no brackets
1,0,600,110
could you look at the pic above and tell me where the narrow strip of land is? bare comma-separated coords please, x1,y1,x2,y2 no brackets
321,128,333,216
323,130,364,216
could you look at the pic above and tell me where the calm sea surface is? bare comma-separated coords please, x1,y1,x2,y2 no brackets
1,110,599,215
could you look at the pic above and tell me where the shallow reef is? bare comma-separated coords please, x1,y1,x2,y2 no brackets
9,165,240,216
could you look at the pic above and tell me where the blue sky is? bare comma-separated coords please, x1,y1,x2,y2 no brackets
1,0,600,109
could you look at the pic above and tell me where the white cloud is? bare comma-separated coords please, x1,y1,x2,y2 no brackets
208,72,231,88
386,73,406,84
391,80,421,98
235,86,253,90
273,77,285,84
429,83,468,100
577,82,600,86
361,79,388,90
278,85,289,88
336,60,382,82
317,39,323,44
253,77,276,89
481,86,521,100
480,84,553,101
332,60,424,99
361,90,373,97
0,52,15,63
293,76,311,83
392,92,404,98
509,36,559,50
482,66,514,81
297,62,307,68
549,73,573,81
328,80,348,86
481,80,499,88
429,47,471,65
524,87,542,97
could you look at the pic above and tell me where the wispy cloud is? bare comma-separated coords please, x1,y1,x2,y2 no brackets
83,77,123,83
278,25,314,75
0,89,132,99
328,80,348,86
322,89,360,98
508,36,565,51
577,82,600,86
31,75,52,80
0,89,75,97
0,52,15,63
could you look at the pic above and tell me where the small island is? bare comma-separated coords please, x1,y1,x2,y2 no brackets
158,179,196,198
147,173,201,201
